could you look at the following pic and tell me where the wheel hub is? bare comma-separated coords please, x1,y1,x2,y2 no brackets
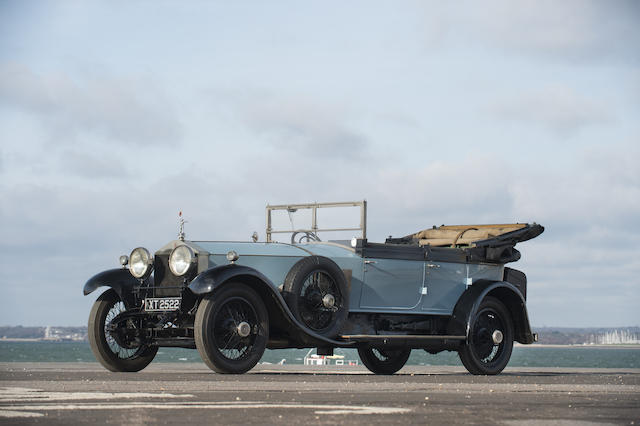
492,330,503,344
322,294,335,308
236,321,251,338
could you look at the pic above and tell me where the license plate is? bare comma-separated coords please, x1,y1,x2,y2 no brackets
144,297,181,312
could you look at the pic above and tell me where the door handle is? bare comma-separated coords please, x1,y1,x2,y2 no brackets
426,263,440,268
364,260,377,264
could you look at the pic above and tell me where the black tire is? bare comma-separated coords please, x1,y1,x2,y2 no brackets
283,256,348,337
194,283,269,374
458,296,514,375
88,289,157,372
357,347,411,375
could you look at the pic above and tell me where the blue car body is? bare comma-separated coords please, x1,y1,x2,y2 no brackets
192,240,501,316
83,209,543,375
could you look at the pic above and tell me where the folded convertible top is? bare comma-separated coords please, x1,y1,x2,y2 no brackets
401,223,544,248
381,223,543,264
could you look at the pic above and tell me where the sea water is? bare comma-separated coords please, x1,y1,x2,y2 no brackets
0,341,639,368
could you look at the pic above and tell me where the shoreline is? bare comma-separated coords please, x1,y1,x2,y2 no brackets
520,343,640,349
2,338,639,348
0,337,640,350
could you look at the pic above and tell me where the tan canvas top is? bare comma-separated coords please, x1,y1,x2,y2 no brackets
409,224,527,247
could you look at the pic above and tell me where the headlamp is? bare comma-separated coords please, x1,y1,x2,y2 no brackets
129,247,153,279
169,245,196,276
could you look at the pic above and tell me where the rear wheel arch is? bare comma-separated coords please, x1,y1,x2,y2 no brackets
448,280,535,345
484,286,533,344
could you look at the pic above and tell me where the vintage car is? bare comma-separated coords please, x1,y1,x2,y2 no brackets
83,201,543,375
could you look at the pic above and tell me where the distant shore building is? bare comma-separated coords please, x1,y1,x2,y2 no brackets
587,329,640,345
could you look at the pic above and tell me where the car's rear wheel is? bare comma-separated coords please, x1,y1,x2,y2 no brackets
357,347,411,375
283,256,349,338
458,296,514,375
195,283,269,374
88,289,158,372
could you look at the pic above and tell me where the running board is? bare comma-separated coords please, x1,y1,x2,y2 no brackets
152,338,196,349
340,334,466,342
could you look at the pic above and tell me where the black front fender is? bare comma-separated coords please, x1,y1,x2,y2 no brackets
188,264,273,295
448,280,536,344
83,268,144,308
188,264,355,349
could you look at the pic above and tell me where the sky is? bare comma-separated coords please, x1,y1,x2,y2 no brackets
0,1,638,328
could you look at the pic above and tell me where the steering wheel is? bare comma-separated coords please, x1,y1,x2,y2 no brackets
291,231,321,244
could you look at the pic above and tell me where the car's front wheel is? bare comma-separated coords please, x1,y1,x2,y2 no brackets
88,289,158,372
458,296,514,375
357,347,411,375
194,283,269,374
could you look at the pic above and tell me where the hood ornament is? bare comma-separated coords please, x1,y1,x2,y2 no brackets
178,211,187,241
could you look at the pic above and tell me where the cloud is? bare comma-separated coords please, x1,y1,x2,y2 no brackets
208,90,369,159
369,157,514,233
1,145,639,326
509,144,640,230
423,1,640,65
57,150,131,179
0,62,182,145
492,86,610,135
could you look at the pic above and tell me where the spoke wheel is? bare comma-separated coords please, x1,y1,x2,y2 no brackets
195,283,268,374
459,296,514,375
358,347,411,375
283,256,348,337
88,289,157,372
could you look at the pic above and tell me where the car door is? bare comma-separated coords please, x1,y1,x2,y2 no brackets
359,258,425,310
420,262,505,314
421,261,467,315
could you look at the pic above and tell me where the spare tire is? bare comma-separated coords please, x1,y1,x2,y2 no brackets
283,256,349,338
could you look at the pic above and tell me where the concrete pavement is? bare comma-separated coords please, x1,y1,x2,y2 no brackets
1,363,638,425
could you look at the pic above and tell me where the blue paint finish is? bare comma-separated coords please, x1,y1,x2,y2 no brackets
422,262,466,314
193,241,311,257
194,241,309,289
198,241,367,311
360,258,424,309
186,240,504,317
209,254,303,289
421,262,503,315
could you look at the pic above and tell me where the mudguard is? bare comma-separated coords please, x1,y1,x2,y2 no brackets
448,280,536,344
83,268,146,308
188,264,355,349
188,264,272,295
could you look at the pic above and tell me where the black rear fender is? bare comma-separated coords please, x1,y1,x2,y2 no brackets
83,268,145,308
448,280,536,344
188,264,354,349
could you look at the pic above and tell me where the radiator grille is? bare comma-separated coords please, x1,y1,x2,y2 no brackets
153,254,184,297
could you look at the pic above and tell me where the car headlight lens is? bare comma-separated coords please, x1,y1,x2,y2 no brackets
169,245,196,276
129,247,153,279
